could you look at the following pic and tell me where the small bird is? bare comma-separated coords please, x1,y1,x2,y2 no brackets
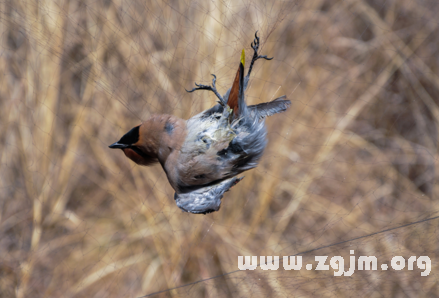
110,32,290,214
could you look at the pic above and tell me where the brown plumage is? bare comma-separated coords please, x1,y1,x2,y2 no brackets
227,50,244,116
110,32,291,214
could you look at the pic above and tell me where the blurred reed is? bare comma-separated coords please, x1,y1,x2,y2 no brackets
1,0,439,297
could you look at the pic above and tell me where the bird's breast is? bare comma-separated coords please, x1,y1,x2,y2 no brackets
164,109,266,191
172,112,242,187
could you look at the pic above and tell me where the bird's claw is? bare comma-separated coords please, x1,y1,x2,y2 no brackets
186,74,227,107
246,31,274,79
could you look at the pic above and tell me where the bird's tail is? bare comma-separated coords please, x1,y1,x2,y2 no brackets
228,49,290,120
227,50,248,118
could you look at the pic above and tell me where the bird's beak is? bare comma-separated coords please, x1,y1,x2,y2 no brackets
109,142,129,149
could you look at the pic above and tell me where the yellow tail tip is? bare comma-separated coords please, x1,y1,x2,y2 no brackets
240,49,245,67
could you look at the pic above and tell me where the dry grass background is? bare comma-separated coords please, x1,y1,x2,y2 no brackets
1,0,439,297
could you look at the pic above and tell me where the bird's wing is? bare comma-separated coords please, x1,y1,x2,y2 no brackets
174,176,243,214
248,95,291,119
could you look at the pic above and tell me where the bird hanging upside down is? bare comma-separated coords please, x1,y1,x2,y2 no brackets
110,32,291,214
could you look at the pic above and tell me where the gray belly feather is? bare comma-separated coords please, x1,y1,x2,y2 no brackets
176,108,266,189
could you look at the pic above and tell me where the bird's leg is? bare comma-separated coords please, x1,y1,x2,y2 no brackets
186,74,227,107
246,31,273,80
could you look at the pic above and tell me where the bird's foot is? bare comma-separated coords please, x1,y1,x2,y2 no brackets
186,74,227,107
246,31,274,79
